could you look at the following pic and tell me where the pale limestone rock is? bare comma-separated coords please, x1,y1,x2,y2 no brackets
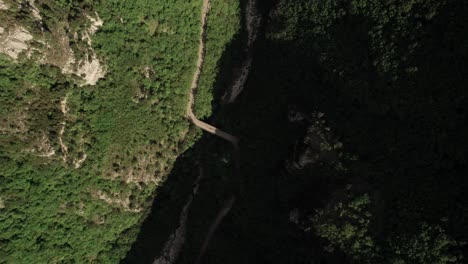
0,26,33,60
0,0,8,10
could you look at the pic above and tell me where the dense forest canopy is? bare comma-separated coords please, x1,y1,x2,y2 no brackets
1,0,468,263
0,0,239,262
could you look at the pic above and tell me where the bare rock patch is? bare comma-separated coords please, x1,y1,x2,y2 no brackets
0,26,33,60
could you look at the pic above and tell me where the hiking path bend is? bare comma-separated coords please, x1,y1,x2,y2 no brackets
153,1,239,263
185,0,239,147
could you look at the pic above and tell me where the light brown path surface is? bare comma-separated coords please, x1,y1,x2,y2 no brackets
154,1,239,263
184,0,240,262
185,0,239,147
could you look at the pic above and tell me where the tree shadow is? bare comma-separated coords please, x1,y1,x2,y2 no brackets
122,140,200,264
123,2,249,261
174,2,468,262
125,2,468,263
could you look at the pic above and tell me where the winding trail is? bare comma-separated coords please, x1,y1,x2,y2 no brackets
185,0,240,261
154,1,239,263
186,0,239,147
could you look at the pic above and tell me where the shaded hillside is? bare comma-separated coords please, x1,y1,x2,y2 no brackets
167,0,468,263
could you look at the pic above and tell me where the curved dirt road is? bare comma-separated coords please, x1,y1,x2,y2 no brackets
185,0,240,262
154,1,239,263
186,0,239,147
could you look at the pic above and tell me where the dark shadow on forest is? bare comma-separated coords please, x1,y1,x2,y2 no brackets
123,2,249,261
174,1,468,263
126,1,468,263
122,139,200,264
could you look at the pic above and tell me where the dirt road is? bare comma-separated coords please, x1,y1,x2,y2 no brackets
183,0,240,261
154,1,238,263
185,0,239,147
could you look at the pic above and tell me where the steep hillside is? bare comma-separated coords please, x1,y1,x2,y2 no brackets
0,0,239,262
159,0,468,263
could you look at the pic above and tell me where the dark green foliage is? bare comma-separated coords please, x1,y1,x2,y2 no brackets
312,192,378,262
310,190,462,263
271,0,447,75
194,0,240,118
388,224,463,264
267,0,468,262
164,0,468,263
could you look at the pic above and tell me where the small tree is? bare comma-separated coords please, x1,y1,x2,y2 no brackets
311,192,379,262
388,224,463,264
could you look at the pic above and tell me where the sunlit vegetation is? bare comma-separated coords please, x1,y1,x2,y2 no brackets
0,0,238,262
193,0,240,118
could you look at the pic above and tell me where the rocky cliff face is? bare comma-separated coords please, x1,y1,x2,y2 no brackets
0,0,105,85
